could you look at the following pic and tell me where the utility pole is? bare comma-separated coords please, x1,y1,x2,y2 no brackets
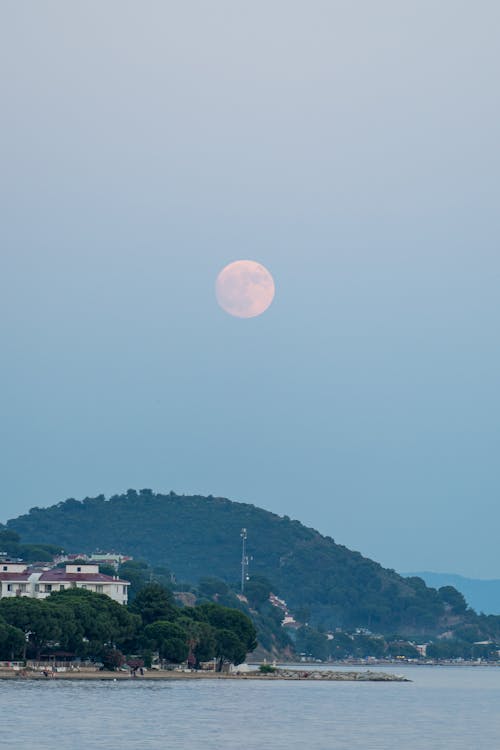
240,528,249,593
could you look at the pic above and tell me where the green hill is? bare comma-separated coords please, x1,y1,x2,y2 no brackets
3,489,476,635
404,572,500,616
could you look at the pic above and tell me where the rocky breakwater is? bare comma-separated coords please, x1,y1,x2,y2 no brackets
262,669,410,682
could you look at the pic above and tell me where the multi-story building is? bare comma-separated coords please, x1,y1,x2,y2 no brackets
0,562,129,605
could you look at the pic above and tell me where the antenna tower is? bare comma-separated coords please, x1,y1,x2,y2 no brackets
240,528,249,593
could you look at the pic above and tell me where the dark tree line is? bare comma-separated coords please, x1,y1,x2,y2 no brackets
0,583,256,671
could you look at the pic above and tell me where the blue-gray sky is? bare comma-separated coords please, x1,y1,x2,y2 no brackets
1,1,499,577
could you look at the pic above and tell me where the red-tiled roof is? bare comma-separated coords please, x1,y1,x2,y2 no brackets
0,569,129,584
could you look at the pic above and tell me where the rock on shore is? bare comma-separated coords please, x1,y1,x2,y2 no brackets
254,669,410,682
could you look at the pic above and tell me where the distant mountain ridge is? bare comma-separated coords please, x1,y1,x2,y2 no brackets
3,489,487,636
403,572,500,616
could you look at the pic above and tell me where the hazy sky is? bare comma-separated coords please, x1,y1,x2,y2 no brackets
1,2,499,578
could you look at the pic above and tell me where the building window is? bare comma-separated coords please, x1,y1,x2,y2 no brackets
35,584,40,592
81,584,87,589
45,584,52,593
7,584,12,592
96,585,103,593
122,586,127,595
2,566,7,571
59,584,65,591
77,567,82,572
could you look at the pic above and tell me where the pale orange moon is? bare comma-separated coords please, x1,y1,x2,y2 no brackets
215,260,275,318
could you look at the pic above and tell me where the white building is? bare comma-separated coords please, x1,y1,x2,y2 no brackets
0,563,129,605
88,553,132,569
54,552,133,570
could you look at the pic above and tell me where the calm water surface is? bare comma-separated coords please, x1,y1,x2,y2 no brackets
1,666,499,749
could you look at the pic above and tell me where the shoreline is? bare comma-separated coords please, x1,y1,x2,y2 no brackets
0,668,409,683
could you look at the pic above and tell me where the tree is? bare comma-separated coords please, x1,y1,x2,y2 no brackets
196,603,257,653
471,643,498,661
387,641,419,659
47,588,140,655
143,621,189,663
0,527,21,552
244,576,273,609
129,583,177,625
352,635,386,659
176,616,216,666
426,640,472,660
118,561,173,601
101,648,125,671
198,577,229,598
0,619,25,660
439,586,468,614
0,598,62,659
46,601,84,655
18,545,62,562
214,629,247,671
162,637,189,663
327,631,353,659
295,626,328,661
193,603,257,671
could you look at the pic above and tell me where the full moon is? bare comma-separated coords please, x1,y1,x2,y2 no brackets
215,260,275,318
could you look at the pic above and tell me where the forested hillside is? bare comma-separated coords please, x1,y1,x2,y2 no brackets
404,572,500,616
5,490,472,635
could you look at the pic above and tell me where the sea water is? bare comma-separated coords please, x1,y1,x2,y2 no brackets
1,665,499,749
